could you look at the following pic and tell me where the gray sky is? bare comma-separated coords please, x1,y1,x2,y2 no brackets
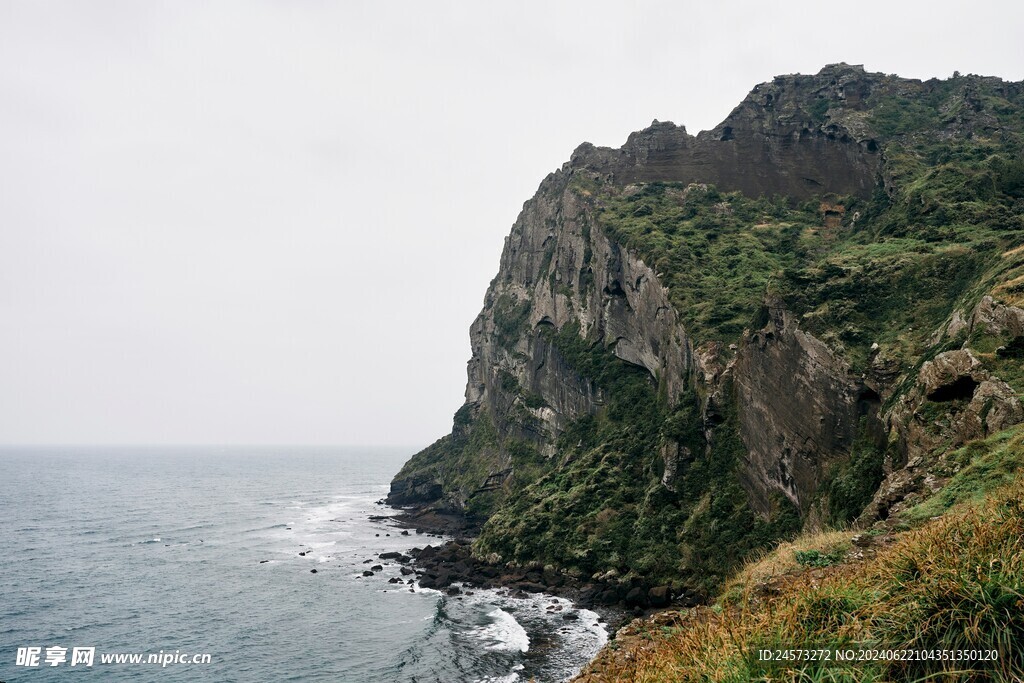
2,1,1022,446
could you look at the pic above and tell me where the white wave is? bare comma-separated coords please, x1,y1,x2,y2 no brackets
458,589,608,681
476,608,530,653
476,665,523,683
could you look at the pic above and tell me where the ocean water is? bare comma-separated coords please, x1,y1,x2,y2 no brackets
0,447,606,682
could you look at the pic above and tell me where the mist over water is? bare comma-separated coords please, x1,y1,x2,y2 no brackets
0,447,605,682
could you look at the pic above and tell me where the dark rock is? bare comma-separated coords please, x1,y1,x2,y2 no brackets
386,477,444,506
362,570,374,577
310,569,318,574
625,587,647,607
515,582,546,594
648,585,671,607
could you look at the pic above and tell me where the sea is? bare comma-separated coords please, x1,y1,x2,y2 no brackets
0,447,607,682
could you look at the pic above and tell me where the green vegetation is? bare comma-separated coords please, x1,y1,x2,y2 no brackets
590,182,815,343
904,424,1024,522
578,77,1024,385
475,323,800,592
492,293,531,349
580,455,1024,682
583,157,1016,376
793,547,847,568
820,419,888,525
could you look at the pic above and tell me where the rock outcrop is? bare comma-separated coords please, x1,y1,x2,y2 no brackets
733,305,883,515
389,64,1024,592
569,64,884,199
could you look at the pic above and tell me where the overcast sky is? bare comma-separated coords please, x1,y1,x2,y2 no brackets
1,1,1022,447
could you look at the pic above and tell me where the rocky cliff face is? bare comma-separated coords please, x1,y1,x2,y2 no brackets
389,64,1024,593
466,171,694,441
732,305,881,516
570,65,884,200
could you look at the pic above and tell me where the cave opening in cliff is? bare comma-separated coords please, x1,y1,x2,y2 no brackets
603,280,626,297
857,388,881,416
926,376,980,402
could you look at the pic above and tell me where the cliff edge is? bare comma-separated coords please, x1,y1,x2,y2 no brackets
389,64,1024,600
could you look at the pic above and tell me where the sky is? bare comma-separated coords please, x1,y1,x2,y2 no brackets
1,1,1022,447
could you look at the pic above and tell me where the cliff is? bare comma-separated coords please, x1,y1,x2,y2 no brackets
389,64,1024,598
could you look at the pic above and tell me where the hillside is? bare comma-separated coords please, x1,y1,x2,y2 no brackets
574,426,1024,681
388,63,1024,601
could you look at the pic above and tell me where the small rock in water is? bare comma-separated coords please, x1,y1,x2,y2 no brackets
259,560,269,564
310,569,318,574
299,552,306,556
371,565,383,572
362,570,374,577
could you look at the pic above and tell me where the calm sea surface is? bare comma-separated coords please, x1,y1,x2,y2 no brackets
0,447,606,682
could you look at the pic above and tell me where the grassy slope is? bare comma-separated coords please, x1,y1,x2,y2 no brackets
575,425,1024,682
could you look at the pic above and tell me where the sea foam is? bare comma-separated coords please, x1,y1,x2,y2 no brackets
476,608,530,653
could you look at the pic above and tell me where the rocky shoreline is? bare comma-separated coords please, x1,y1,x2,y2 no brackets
371,503,702,619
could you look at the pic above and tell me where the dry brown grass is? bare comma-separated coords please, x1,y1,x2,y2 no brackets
575,479,1024,683
722,529,855,601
